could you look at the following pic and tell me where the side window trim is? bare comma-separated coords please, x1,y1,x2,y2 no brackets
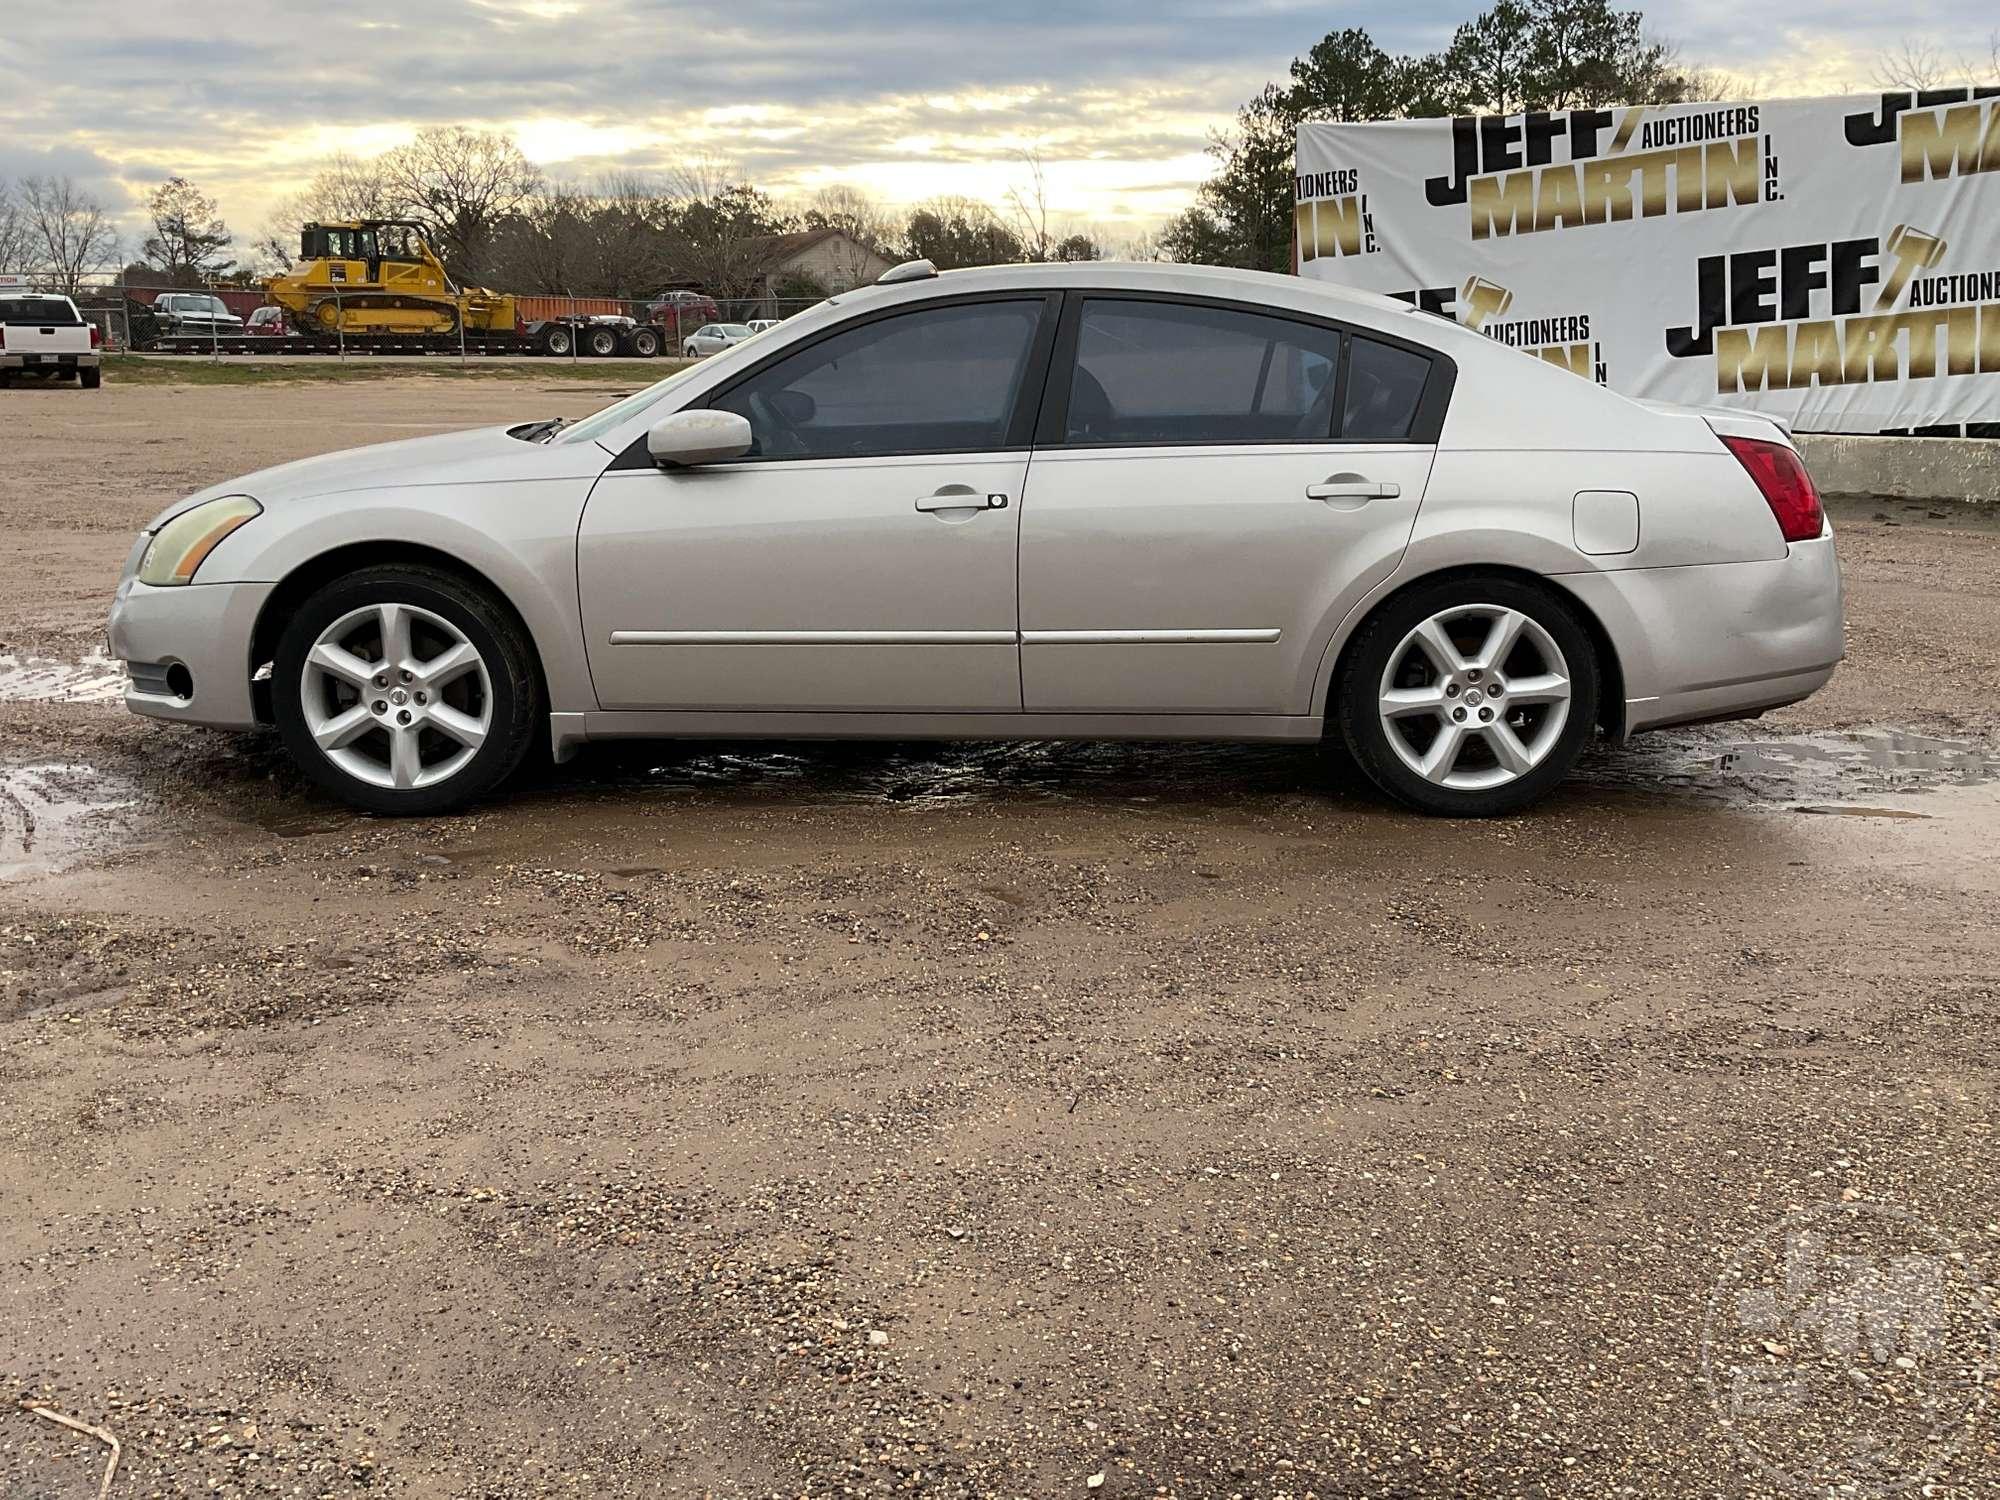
1034,290,1455,451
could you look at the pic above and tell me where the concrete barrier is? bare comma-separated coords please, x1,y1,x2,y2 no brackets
1799,434,2000,505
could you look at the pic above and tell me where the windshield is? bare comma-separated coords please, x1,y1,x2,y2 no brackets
556,360,712,447
718,324,752,336
0,297,80,325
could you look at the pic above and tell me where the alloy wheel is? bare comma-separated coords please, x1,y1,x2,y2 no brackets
299,602,492,790
1377,604,1573,790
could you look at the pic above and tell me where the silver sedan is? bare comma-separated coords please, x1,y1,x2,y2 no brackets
106,260,1843,816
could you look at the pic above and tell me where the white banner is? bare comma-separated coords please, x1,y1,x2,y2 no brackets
1296,92,2000,433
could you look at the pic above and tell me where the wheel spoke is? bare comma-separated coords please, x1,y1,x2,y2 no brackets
1483,720,1534,775
388,725,424,789
312,703,374,750
378,603,414,673
1504,672,1570,706
308,641,376,690
1476,609,1528,671
428,703,486,750
1411,618,1466,677
1419,724,1465,783
1380,684,1447,719
417,640,480,689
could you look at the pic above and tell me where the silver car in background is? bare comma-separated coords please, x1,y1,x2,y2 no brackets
106,260,1842,817
681,322,755,358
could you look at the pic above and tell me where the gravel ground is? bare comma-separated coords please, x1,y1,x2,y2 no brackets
2,377,1998,1498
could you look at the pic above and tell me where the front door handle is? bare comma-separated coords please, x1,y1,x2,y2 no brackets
1306,474,1401,502
915,486,1008,514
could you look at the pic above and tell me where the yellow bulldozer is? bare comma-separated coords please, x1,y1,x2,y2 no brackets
264,220,518,340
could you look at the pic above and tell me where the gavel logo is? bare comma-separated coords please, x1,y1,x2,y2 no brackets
1877,225,1947,310
1459,276,1515,330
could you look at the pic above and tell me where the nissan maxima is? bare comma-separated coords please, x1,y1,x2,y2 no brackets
106,260,1842,817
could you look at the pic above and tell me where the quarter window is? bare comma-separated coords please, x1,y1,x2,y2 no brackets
712,299,1045,460
1343,336,1434,443
1064,299,1344,445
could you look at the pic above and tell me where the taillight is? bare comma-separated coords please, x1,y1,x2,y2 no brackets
1721,435,1824,543
90,323,103,348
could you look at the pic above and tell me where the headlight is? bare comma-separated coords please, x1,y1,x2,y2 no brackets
137,496,262,586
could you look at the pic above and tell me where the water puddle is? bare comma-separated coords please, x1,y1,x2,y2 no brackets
0,763,141,879
0,651,123,705
561,739,1328,810
553,726,1999,816
1585,728,1998,807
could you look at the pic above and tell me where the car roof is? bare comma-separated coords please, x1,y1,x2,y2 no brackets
836,259,1420,321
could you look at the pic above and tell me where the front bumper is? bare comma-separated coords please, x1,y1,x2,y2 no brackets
106,574,273,730
1559,532,1844,738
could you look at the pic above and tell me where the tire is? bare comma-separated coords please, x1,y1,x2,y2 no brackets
1336,573,1600,817
682,342,700,358
538,324,574,357
80,366,102,389
583,325,621,358
624,326,660,358
272,565,541,816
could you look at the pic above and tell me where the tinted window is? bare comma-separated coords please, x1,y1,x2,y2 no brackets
1065,299,1342,445
0,298,80,325
1343,336,1433,442
713,300,1044,459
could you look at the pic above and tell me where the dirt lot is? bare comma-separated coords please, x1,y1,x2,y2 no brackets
3,376,1998,1498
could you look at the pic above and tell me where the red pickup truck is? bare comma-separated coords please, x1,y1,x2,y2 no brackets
0,290,103,388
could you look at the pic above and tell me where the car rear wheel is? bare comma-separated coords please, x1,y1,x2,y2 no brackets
80,366,102,389
1337,575,1599,817
272,566,540,815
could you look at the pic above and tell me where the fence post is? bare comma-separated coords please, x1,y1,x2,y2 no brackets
209,281,219,364
458,302,468,367
118,266,130,353
569,297,578,364
335,285,345,362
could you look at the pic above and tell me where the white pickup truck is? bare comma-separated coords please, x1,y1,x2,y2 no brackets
0,288,103,388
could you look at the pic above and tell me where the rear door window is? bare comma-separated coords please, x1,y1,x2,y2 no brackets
1062,298,1344,445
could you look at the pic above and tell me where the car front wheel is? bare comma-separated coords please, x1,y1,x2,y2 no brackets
272,565,541,815
1337,574,1600,817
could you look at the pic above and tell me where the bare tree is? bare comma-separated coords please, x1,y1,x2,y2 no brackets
1873,38,1952,91
143,176,234,282
379,126,542,281
21,175,118,295
1873,32,2000,90
1003,150,1056,263
661,151,741,205
0,179,34,272
252,153,399,274
793,183,899,250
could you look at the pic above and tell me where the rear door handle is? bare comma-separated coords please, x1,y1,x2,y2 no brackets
915,487,1008,513
1306,476,1401,502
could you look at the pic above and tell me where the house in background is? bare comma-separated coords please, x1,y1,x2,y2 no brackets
740,229,895,311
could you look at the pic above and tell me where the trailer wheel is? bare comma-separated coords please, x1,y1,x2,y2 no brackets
539,324,574,357
584,325,621,358
624,326,661,359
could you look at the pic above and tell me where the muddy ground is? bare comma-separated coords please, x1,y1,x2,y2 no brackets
2,377,1998,1499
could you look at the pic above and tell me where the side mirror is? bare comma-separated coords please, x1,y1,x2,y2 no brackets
647,409,753,467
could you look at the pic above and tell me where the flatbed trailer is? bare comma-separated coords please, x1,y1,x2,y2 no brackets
139,316,667,359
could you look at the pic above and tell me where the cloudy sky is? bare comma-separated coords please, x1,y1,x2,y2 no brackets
5,0,1995,250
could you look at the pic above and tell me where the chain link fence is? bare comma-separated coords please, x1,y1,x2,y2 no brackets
38,269,825,363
